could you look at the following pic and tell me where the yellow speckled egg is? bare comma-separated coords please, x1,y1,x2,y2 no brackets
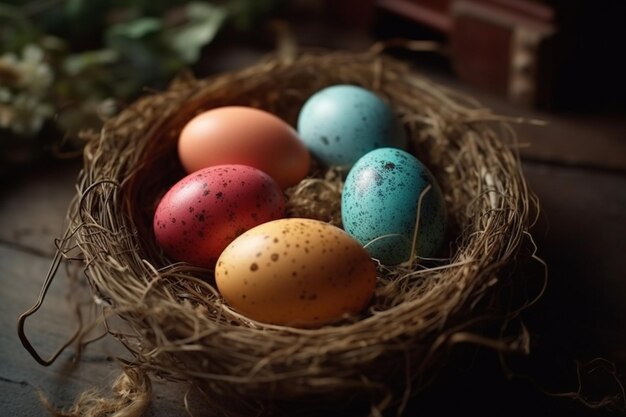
215,218,377,328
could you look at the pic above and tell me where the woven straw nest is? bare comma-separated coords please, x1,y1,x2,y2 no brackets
67,49,539,416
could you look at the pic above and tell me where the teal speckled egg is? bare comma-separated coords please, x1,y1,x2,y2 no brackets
341,148,446,265
297,85,406,168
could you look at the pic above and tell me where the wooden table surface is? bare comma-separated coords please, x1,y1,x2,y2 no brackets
1,53,625,416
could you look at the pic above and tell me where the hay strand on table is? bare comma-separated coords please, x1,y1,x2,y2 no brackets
65,49,539,416
40,367,151,417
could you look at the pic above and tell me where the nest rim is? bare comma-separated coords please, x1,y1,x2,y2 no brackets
68,49,539,416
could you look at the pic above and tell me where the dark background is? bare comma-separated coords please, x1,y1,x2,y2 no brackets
1,1,625,416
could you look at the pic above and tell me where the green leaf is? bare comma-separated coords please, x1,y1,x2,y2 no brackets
107,17,163,41
65,0,87,17
63,49,120,76
166,2,227,64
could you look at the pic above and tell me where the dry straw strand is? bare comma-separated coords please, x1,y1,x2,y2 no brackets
40,367,151,417
54,49,540,416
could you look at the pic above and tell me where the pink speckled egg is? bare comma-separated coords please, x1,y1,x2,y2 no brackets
153,165,286,269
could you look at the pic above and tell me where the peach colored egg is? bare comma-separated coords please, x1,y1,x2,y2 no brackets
178,106,310,189
215,218,377,328
153,165,285,269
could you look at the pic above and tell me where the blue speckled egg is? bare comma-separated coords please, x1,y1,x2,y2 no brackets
341,148,446,265
297,85,406,168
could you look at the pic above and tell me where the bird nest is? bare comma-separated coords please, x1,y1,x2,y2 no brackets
36,49,541,416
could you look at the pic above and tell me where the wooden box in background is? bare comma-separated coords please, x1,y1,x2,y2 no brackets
377,0,555,107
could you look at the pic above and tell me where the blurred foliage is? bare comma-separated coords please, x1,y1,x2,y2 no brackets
0,0,282,165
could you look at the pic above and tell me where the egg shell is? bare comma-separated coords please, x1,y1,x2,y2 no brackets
153,165,285,269
297,84,406,168
341,148,446,265
178,106,311,189
215,218,377,328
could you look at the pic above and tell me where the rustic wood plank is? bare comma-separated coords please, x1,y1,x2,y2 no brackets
0,160,80,255
0,160,188,415
0,244,195,416
407,64,626,171
522,161,626,360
